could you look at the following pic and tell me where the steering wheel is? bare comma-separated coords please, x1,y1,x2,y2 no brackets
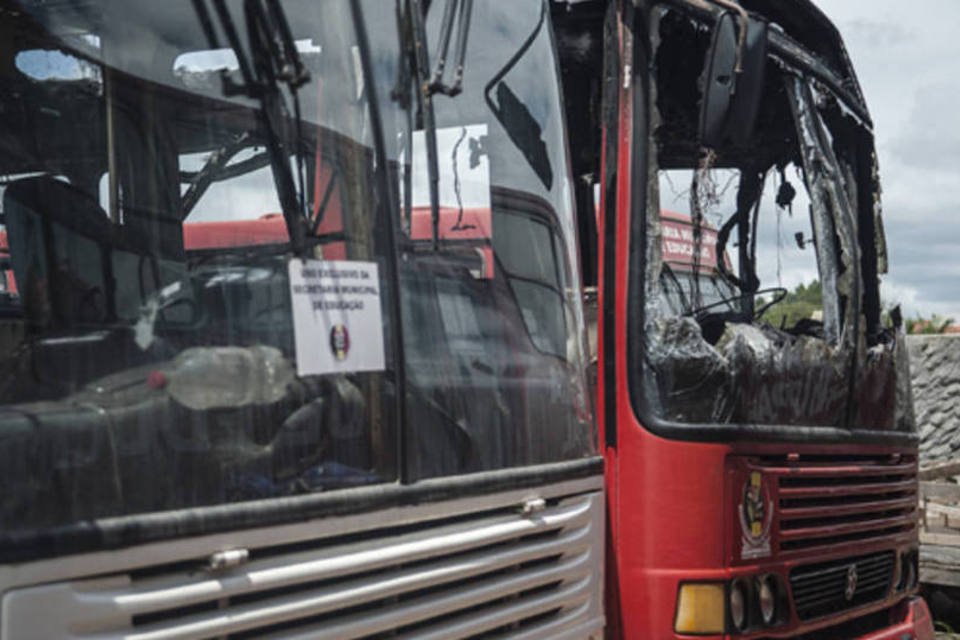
685,286,788,322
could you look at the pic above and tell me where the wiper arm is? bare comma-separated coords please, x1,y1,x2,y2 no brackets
393,0,474,249
406,0,442,250
192,0,310,256
427,0,473,96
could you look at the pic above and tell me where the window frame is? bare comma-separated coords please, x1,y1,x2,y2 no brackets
622,2,916,447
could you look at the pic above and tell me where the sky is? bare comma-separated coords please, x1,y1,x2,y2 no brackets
814,0,960,320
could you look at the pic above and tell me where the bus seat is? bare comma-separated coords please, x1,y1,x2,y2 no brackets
3,177,113,329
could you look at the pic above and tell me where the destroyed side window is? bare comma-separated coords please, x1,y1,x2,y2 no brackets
635,7,903,430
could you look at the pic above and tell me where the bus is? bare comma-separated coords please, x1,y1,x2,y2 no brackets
0,1,604,637
555,0,934,637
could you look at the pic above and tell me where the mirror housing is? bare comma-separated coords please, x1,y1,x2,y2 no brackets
699,12,769,148
699,12,738,148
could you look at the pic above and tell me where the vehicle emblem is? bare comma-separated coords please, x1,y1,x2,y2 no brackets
738,471,774,560
329,323,350,361
844,564,858,601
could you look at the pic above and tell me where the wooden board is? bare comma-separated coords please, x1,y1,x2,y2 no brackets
921,531,960,547
917,473,960,586
922,544,960,587
921,481,960,502
921,567,960,588
920,460,960,481
924,501,960,530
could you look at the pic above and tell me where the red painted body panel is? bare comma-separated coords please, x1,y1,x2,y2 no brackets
182,214,289,249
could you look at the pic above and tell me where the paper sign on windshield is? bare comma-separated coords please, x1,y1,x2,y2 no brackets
288,259,385,376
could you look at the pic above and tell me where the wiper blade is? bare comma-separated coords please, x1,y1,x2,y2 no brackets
192,0,310,255
407,0,442,250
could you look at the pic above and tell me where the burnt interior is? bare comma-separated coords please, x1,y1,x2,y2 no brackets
552,1,913,432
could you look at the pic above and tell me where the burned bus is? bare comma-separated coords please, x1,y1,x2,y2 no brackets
0,1,603,637
556,0,933,637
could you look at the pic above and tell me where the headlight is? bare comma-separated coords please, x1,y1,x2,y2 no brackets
674,583,725,634
897,553,909,591
905,552,918,590
758,575,777,625
729,579,749,632
898,551,918,591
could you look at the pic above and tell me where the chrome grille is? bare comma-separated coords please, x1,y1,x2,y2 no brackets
766,454,917,552
1,491,604,639
789,551,895,621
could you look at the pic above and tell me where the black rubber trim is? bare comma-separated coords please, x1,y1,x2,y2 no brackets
0,457,603,564
601,0,621,448
630,415,917,447
623,4,916,450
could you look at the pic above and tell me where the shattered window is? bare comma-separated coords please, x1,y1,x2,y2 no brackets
638,7,912,431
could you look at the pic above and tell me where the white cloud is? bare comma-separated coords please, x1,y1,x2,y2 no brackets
814,0,960,319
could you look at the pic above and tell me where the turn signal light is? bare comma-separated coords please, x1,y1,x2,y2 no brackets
675,582,726,634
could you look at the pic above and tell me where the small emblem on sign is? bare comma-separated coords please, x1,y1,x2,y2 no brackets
844,564,858,601
330,324,350,361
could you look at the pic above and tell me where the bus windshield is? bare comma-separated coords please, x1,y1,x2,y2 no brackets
636,5,914,432
0,0,401,533
0,0,595,541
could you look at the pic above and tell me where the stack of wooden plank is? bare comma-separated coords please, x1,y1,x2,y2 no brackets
920,460,960,587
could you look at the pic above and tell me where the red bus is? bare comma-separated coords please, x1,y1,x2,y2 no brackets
556,0,932,637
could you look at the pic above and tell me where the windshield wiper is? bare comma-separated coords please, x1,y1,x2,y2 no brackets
406,0,443,250
192,0,310,255
427,0,473,97
393,0,473,249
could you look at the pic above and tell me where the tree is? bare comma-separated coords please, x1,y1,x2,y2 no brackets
906,314,955,334
759,280,823,328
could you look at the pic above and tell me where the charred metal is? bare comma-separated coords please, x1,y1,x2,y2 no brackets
553,0,913,432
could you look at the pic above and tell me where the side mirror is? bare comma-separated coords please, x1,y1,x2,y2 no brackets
699,12,768,148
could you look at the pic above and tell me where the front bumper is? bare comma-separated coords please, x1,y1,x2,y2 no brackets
855,597,934,640
672,596,935,640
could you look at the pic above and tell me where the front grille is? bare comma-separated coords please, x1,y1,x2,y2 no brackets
1,492,604,639
789,551,895,621
762,454,917,552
